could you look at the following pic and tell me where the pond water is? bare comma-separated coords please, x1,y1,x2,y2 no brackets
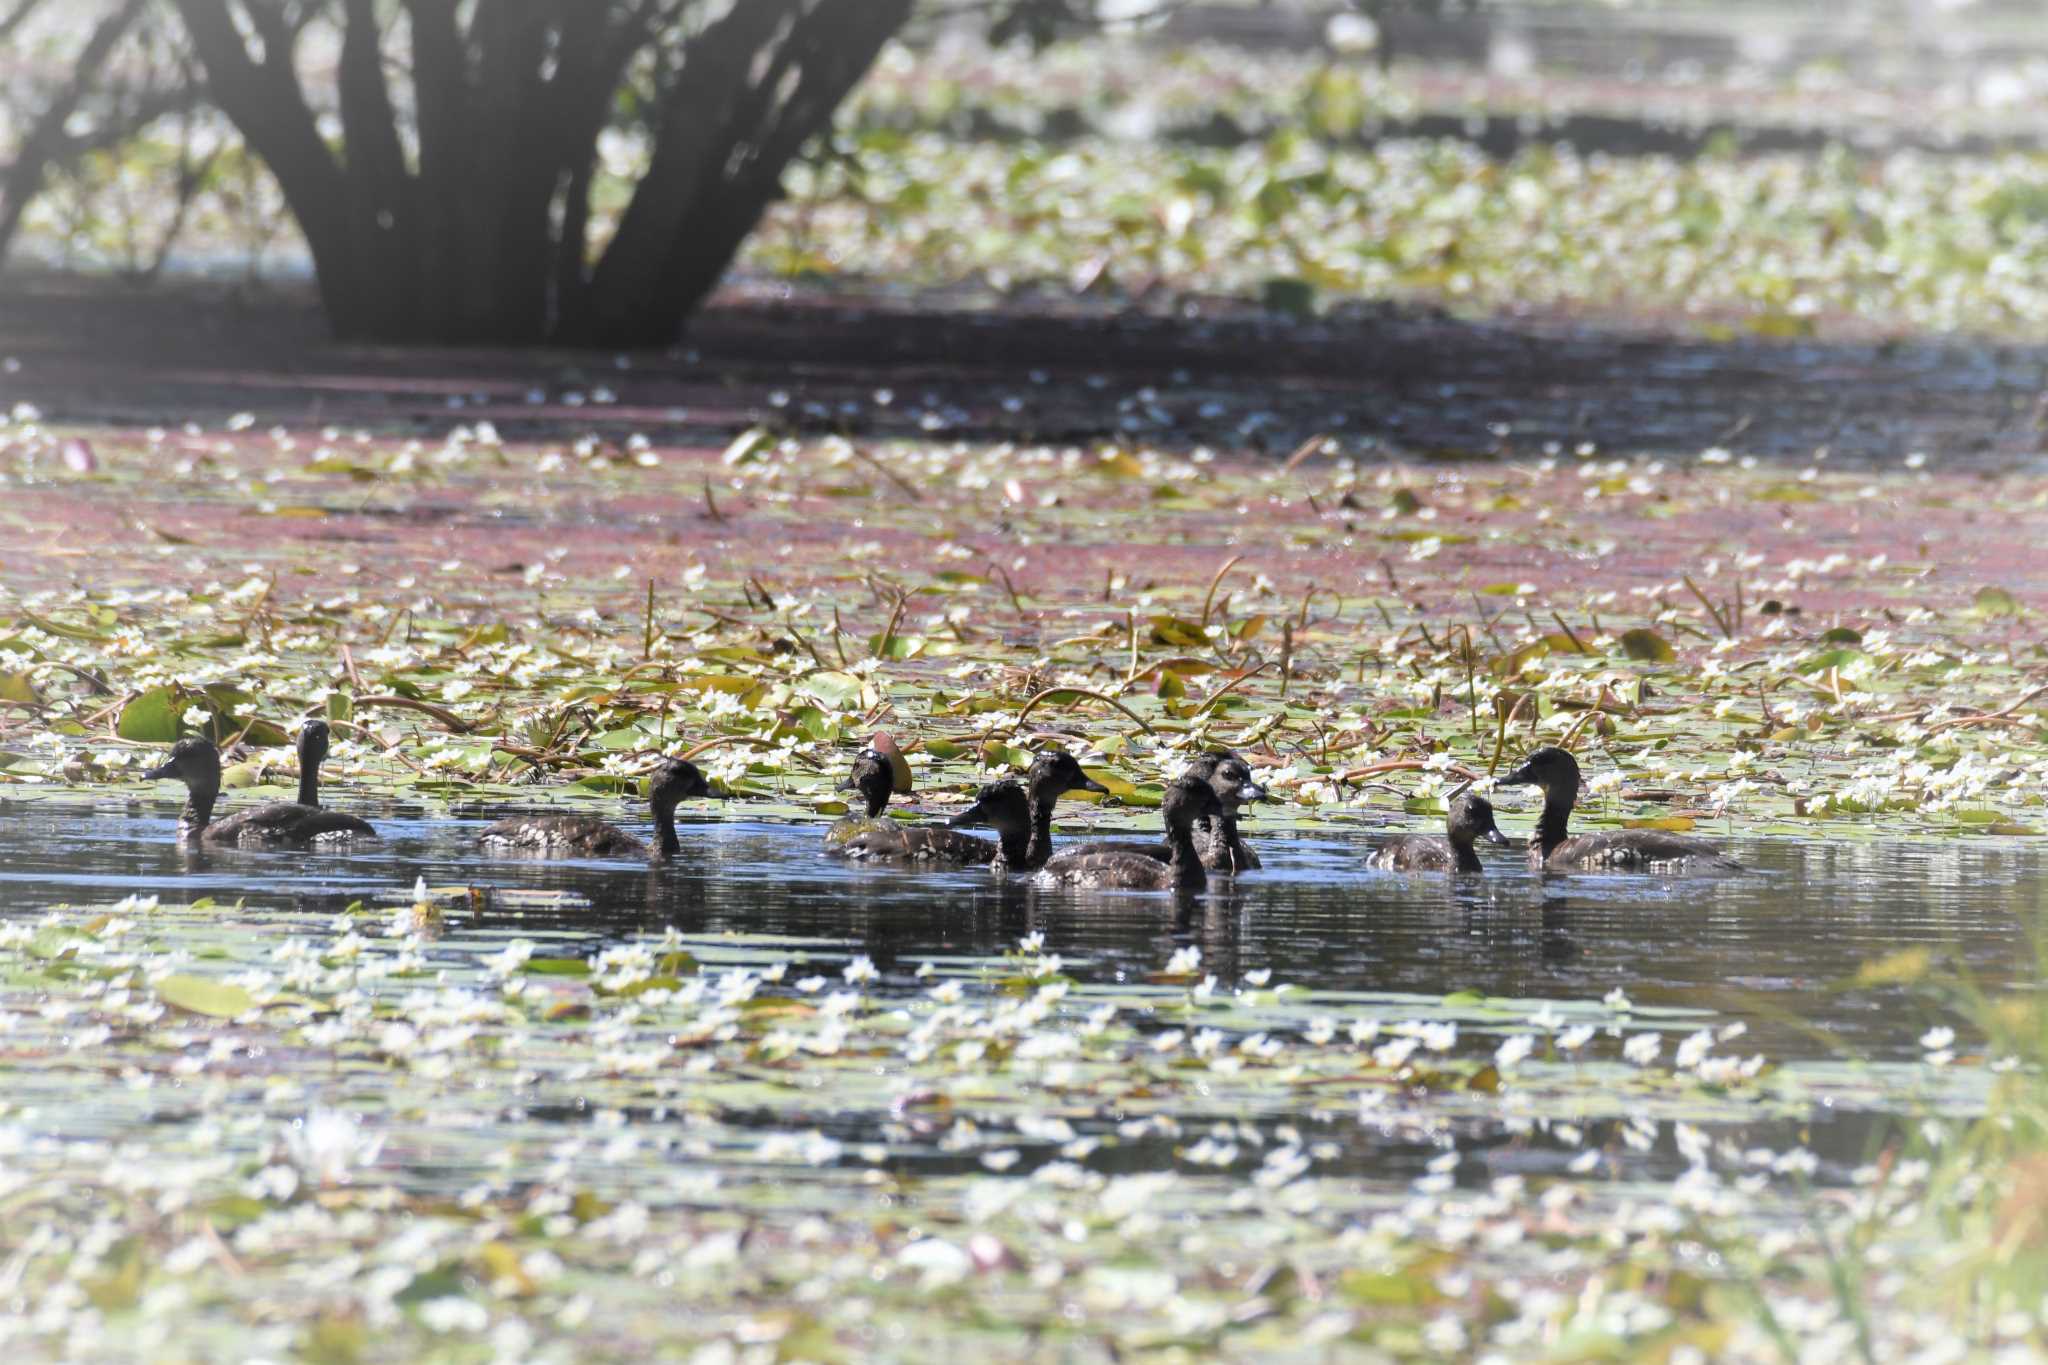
0,798,2037,1356
4,803,2036,1064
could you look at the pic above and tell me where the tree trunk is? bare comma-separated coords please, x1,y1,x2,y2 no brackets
170,0,911,347
576,0,913,347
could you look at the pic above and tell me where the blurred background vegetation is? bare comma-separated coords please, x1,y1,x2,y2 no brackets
4,0,2048,345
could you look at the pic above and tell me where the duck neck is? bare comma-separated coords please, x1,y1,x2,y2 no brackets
182,787,217,838
992,818,1034,871
1450,834,1483,874
297,756,319,808
1023,788,1060,869
1164,819,1208,890
1534,782,1576,860
650,802,682,862
1211,809,1250,871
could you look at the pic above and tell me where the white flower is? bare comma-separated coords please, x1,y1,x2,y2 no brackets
842,956,878,985
1164,945,1201,976
1919,1026,1955,1052
1622,1033,1662,1066
1557,1026,1594,1052
181,705,211,729
1674,1030,1715,1071
418,1297,489,1334
1494,1034,1535,1071
1603,988,1633,1013
282,1109,384,1185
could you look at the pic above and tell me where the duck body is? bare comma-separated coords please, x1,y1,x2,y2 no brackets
206,801,378,848
1037,774,1224,892
824,743,907,854
1057,751,1266,873
146,725,377,847
837,822,1001,865
480,814,651,858
1367,792,1508,873
1504,747,1743,874
481,759,710,863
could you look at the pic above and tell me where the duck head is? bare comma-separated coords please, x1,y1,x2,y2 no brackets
1447,791,1510,848
1026,749,1110,803
843,748,896,818
146,736,223,794
1203,750,1267,807
649,758,713,812
949,779,1033,842
1502,746,1582,799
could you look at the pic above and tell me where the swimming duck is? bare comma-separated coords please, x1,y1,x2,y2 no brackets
481,758,710,861
1367,789,1509,872
146,728,378,846
1055,751,1268,872
1503,746,1742,873
944,779,1035,869
836,748,1107,867
1037,773,1225,892
824,734,912,856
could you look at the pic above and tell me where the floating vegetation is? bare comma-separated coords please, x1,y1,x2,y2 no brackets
0,391,2044,1354
0,881,2030,1359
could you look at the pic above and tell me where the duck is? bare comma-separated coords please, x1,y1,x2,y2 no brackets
1366,787,1509,872
146,727,378,846
824,733,912,856
481,758,711,861
1054,750,1268,872
836,748,1107,867
943,779,1035,869
1036,772,1225,892
1502,746,1743,873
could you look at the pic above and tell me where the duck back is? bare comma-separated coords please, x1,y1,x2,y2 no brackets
1367,835,1462,873
206,801,377,847
1535,829,1743,874
482,814,649,858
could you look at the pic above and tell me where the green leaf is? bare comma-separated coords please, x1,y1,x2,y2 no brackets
1261,276,1315,317
1973,586,2023,617
0,672,37,704
801,671,865,710
157,974,255,1018
1623,816,1696,832
117,685,187,742
1618,629,1676,663
520,958,591,978
1148,616,1209,648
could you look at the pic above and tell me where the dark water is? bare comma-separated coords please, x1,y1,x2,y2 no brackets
3,799,2040,1065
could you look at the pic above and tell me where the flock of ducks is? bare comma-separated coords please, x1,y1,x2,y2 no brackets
143,724,1743,889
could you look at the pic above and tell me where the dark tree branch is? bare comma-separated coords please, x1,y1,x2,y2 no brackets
172,0,356,322
0,0,149,269
0,0,47,43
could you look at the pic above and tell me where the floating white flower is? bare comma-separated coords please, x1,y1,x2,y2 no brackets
1494,1034,1535,1071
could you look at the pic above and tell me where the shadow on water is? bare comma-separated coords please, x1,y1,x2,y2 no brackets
1,800,2040,1066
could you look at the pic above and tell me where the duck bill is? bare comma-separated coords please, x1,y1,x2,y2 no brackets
143,757,180,781
1074,774,1111,795
1502,761,1539,786
1483,827,1511,846
1233,781,1268,805
947,801,990,829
